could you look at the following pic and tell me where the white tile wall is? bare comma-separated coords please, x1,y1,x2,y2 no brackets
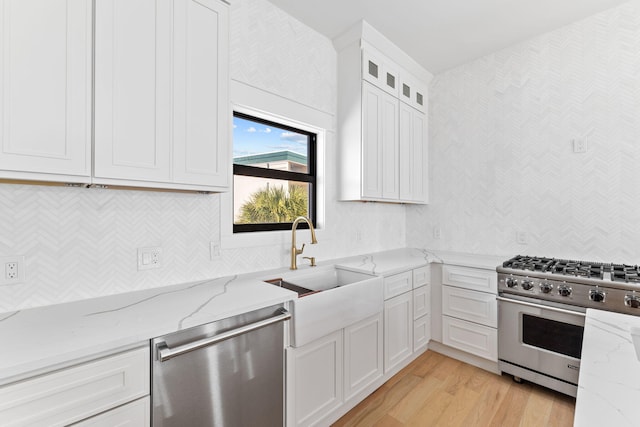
407,1,640,264
0,0,406,312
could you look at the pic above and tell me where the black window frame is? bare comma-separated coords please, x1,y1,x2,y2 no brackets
233,111,317,233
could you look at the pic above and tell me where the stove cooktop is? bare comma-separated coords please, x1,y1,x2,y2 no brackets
497,255,640,315
500,255,640,283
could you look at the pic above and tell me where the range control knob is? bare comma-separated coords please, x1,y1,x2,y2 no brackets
589,288,606,303
521,279,534,291
624,293,640,308
505,277,518,288
539,282,554,294
558,285,572,297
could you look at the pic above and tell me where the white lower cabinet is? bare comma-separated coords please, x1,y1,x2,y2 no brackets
287,264,431,426
288,330,344,427
440,264,498,362
0,347,149,427
413,314,431,352
442,285,497,328
384,291,413,374
74,396,150,426
442,315,498,361
344,313,384,401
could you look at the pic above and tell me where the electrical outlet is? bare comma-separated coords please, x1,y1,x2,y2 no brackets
0,256,25,285
433,226,442,240
210,242,221,260
516,231,529,245
573,138,587,153
137,247,162,271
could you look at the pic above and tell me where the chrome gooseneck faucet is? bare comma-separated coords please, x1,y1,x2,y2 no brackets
290,216,318,270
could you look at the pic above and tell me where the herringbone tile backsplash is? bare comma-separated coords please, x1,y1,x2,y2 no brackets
0,0,406,312
408,1,640,264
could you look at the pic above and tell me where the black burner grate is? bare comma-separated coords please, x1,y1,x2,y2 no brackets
502,255,609,280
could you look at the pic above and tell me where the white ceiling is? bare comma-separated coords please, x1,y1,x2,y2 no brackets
268,0,631,74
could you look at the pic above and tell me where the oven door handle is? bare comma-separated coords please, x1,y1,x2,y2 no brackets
496,296,586,317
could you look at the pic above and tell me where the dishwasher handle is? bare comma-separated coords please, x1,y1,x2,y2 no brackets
157,308,291,362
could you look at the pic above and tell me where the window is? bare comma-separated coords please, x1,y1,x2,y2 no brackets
233,111,317,233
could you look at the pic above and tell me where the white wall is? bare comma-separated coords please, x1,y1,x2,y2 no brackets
0,0,406,312
408,1,640,263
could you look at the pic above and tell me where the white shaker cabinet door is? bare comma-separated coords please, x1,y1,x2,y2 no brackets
172,0,229,188
384,291,413,374
399,101,427,203
0,0,92,182
344,313,383,401
362,81,398,200
94,0,173,183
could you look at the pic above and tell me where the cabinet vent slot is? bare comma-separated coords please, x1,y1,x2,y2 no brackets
416,92,423,106
386,73,395,88
403,84,410,98
368,61,379,78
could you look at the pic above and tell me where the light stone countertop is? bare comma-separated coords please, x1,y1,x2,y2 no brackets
0,275,296,386
0,247,498,386
574,309,640,426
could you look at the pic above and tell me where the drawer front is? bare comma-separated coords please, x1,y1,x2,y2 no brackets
442,285,497,327
442,265,497,293
74,396,150,426
413,285,430,320
413,315,431,352
0,347,149,427
383,271,412,300
442,316,497,361
412,265,430,289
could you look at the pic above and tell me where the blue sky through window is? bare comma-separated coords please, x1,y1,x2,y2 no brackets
233,116,308,159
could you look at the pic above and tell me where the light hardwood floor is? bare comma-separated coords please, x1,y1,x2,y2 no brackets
333,350,575,427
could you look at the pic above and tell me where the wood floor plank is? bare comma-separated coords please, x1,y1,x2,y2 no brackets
547,393,576,427
332,351,575,427
487,380,531,426
387,374,443,422
460,371,511,426
332,373,422,427
432,385,480,427
406,350,446,378
428,355,463,382
404,389,454,426
441,360,478,396
519,386,554,426
372,414,404,427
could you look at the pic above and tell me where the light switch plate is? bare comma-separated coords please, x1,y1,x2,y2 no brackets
137,247,162,270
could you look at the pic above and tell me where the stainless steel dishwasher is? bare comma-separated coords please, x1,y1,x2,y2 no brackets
151,304,290,427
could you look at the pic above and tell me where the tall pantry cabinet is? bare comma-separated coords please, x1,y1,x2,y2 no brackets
335,21,432,204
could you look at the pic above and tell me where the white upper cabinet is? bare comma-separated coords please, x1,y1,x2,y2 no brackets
94,0,229,191
94,0,172,183
362,81,398,200
172,0,229,188
399,101,428,203
335,22,432,204
0,0,92,183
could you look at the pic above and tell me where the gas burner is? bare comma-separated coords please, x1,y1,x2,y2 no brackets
502,256,606,279
611,264,640,283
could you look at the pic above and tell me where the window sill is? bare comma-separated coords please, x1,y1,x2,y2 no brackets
221,228,325,250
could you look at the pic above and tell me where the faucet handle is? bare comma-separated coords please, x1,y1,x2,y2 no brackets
296,243,305,255
303,257,317,267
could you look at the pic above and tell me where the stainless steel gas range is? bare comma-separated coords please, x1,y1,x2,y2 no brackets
496,255,640,397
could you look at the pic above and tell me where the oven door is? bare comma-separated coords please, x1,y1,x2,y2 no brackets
498,294,585,387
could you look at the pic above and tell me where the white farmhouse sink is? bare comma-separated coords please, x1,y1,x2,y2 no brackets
267,266,383,347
